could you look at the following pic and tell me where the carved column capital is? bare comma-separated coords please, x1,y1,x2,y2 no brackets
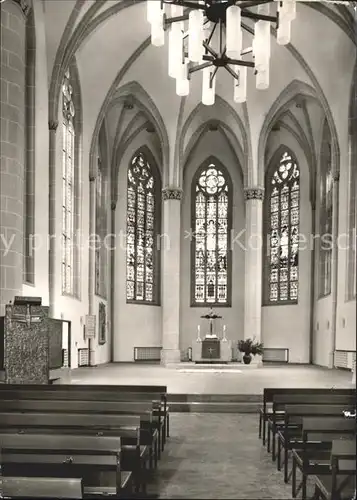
12,0,31,16
48,120,59,132
244,187,264,201
162,187,183,201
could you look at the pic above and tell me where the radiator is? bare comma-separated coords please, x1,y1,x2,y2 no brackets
78,348,89,367
134,347,162,362
262,348,289,363
62,349,69,368
334,350,356,370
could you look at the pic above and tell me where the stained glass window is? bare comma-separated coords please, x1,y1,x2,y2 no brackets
126,149,161,304
62,69,75,295
318,121,333,298
264,150,300,304
192,161,232,306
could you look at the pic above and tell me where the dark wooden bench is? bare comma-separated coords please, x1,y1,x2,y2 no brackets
1,476,83,498
0,389,167,453
312,439,356,500
0,433,130,497
0,384,169,439
291,418,356,500
0,398,162,464
259,388,354,445
276,404,356,482
267,393,355,460
0,411,154,491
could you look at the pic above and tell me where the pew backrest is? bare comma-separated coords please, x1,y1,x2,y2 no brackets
1,476,83,499
302,417,356,434
0,411,141,438
263,387,355,409
284,404,355,425
0,399,155,421
0,386,166,403
0,433,122,453
273,393,355,413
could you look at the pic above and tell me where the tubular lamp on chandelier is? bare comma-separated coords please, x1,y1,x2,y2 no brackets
147,0,297,104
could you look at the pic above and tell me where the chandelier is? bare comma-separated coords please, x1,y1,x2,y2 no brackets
147,0,296,104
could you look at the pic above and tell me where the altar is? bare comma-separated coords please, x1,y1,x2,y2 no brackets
192,338,232,363
191,308,233,363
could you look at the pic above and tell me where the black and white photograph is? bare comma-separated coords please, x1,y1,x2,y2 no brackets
0,0,356,498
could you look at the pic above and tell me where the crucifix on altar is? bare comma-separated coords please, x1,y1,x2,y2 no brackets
201,307,222,338
192,307,231,363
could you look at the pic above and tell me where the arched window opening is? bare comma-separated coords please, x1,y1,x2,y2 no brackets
347,81,357,300
95,134,108,298
264,149,300,304
126,149,161,304
23,12,35,284
318,121,333,298
61,69,76,296
191,160,232,306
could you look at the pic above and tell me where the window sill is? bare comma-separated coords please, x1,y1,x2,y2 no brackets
126,300,161,306
62,292,82,302
190,302,232,308
262,300,298,307
23,280,35,287
95,293,107,301
317,293,331,300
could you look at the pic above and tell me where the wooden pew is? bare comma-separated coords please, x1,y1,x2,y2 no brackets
291,418,356,500
259,388,354,446
0,411,153,492
267,393,355,459
312,439,356,500
1,476,83,498
0,398,161,464
0,384,169,440
0,433,129,497
0,391,166,453
276,405,355,482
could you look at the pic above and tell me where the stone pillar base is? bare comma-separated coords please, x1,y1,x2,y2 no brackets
161,349,181,365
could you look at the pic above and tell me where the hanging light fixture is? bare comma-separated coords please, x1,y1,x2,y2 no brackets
147,0,296,104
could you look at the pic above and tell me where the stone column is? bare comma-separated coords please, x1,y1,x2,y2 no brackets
243,187,264,361
88,175,96,365
161,187,182,365
109,201,116,362
0,0,28,314
329,172,340,369
48,120,58,317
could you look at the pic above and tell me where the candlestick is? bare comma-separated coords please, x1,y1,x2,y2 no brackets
222,324,227,342
197,324,201,342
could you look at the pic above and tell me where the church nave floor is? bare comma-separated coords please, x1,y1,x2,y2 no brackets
147,413,293,499
69,362,353,394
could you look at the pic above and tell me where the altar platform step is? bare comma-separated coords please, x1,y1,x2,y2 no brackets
167,393,262,413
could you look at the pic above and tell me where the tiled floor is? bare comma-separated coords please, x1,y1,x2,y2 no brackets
68,363,353,394
148,413,294,499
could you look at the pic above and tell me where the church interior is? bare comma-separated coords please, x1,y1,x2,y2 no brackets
0,0,356,498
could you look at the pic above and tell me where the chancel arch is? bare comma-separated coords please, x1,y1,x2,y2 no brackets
262,132,312,364
113,130,163,361
180,129,245,355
